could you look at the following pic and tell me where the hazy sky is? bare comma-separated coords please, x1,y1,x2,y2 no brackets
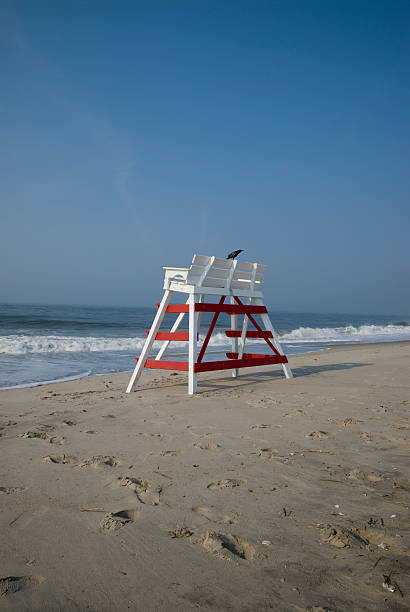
1,0,409,314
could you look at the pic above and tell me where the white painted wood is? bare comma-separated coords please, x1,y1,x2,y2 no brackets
238,297,251,359
282,362,293,379
126,289,173,393
238,265,256,360
255,297,293,379
196,255,230,269
236,261,266,273
165,255,266,297
191,254,212,266
167,281,264,299
232,270,263,282
250,262,258,294
226,259,237,289
188,294,197,395
197,256,215,286
143,349,230,359
155,297,189,360
203,267,232,279
186,276,260,291
189,264,212,276
196,293,205,338
230,295,238,377
165,255,266,298
163,267,189,289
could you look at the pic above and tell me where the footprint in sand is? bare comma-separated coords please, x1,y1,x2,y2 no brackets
192,506,238,525
193,442,221,450
43,454,76,465
36,424,55,431
257,448,279,459
79,455,120,468
119,476,162,505
306,431,331,439
194,531,256,561
345,469,383,483
0,575,45,596
360,527,400,550
319,524,369,549
391,422,410,430
0,486,25,495
0,420,17,432
140,432,163,439
207,479,246,490
169,527,194,538
360,432,373,442
100,509,139,533
328,417,362,426
20,431,65,445
21,431,50,440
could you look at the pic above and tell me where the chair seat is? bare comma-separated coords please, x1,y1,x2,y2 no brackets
163,254,266,297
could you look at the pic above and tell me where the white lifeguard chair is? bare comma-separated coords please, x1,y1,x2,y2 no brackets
126,254,293,395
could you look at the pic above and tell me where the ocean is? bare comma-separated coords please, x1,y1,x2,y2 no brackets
0,303,409,389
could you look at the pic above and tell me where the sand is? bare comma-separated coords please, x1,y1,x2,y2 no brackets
0,341,409,611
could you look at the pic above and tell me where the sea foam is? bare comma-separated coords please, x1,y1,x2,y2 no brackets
1,324,409,355
280,324,410,343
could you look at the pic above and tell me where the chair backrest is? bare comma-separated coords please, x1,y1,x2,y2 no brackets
186,255,266,291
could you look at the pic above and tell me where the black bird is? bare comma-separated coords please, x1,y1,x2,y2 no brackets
226,249,243,260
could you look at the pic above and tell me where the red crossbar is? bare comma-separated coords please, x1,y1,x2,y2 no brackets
194,303,267,314
233,297,281,357
145,330,189,341
225,330,273,339
195,355,287,372
141,297,287,378
135,354,287,372
154,303,267,314
165,304,190,313
135,357,188,371
226,352,287,362
197,296,225,363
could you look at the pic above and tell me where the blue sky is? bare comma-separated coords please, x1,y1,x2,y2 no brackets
1,0,409,314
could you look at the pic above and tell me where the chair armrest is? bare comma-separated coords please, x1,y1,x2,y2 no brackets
162,267,189,272
163,267,189,288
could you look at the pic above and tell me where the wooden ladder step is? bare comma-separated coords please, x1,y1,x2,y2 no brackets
225,330,273,339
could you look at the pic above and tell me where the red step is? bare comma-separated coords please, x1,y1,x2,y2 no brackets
225,330,273,339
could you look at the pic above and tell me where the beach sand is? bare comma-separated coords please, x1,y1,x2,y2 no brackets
0,342,409,611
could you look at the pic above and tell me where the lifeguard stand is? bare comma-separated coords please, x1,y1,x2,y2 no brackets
126,255,292,395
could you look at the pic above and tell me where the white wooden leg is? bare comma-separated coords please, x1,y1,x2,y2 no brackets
230,296,238,378
256,298,293,379
238,296,251,359
155,297,188,360
196,294,204,338
188,293,197,394
126,290,173,393
282,362,293,379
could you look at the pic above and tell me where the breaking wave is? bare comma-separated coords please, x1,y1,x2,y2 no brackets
0,332,232,355
279,324,410,343
0,335,152,355
1,324,409,355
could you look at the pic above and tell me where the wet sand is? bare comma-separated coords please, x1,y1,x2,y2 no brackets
1,341,409,611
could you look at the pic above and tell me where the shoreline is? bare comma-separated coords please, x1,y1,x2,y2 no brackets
1,340,409,610
1,339,410,393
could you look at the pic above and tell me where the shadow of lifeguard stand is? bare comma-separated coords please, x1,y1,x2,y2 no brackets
126,254,292,395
